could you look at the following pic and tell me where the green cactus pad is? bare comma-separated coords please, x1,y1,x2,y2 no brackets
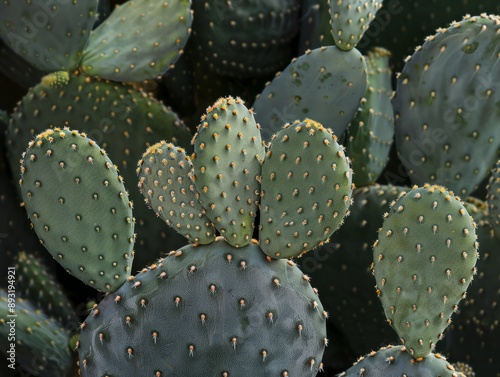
259,119,353,259
253,46,367,141
298,0,335,53
0,291,73,377
78,238,327,376
80,0,192,82
0,39,43,88
373,184,479,358
192,97,265,248
15,251,77,325
190,0,301,79
393,14,500,197
486,161,500,237
0,0,98,72
137,140,216,245
341,345,462,377
7,71,192,271
329,0,383,51
346,47,394,187
19,128,135,292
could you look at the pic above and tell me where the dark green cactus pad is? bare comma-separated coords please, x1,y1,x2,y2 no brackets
298,0,335,53
81,0,192,82
0,0,98,72
137,140,216,245
393,14,500,197
486,161,500,237
346,47,394,187
192,97,265,248
259,119,353,259
7,71,193,271
341,345,462,377
190,0,301,79
0,291,74,377
373,184,479,358
78,238,327,376
253,46,367,141
19,128,135,292
308,184,408,356
0,39,43,89
329,0,383,51
442,199,500,377
15,251,77,325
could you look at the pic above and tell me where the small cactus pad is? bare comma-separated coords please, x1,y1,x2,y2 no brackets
15,251,77,325
373,184,479,358
259,119,353,259
393,14,500,197
253,46,367,141
78,238,327,376
346,47,394,187
20,128,135,292
81,0,193,82
0,291,73,377
329,0,383,51
137,140,216,245
341,345,462,377
0,0,98,72
191,97,265,248
190,0,301,78
486,160,500,237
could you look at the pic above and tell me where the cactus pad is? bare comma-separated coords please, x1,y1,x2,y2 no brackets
81,0,193,82
19,128,135,292
137,140,216,245
373,184,479,358
192,97,265,248
486,160,500,237
259,119,353,259
78,238,327,376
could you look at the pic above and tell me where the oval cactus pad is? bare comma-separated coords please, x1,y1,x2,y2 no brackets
20,128,135,292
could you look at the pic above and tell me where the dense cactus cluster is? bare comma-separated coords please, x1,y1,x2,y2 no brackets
1,1,500,376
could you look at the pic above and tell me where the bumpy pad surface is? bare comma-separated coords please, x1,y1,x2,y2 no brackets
20,128,135,292
373,185,478,358
487,160,500,237
78,239,327,376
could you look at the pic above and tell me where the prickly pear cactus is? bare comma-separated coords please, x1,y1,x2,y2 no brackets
340,345,463,377
393,14,500,197
253,46,367,140
486,160,500,237
259,119,354,259
19,128,135,292
329,0,383,51
373,184,479,358
78,238,328,377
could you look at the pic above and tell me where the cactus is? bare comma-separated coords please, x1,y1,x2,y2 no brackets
486,160,500,237
253,46,368,141
297,0,335,53
19,128,135,292
329,0,384,51
373,184,479,358
346,47,394,187
393,14,500,197
259,118,354,259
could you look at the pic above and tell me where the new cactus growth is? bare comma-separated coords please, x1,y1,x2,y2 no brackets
373,184,479,358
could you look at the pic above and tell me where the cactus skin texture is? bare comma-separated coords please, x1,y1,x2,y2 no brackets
259,119,354,259
486,160,500,237
0,291,74,377
78,238,327,377
346,47,394,187
393,14,500,197
192,96,265,248
137,140,216,245
191,0,301,79
340,345,464,377
298,0,335,53
19,128,135,292
81,0,193,82
329,0,383,51
253,46,367,141
373,184,479,358
0,0,98,72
